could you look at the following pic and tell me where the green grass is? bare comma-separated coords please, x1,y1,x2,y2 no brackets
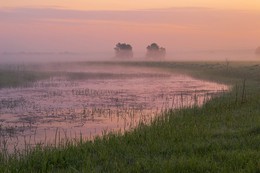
0,68,50,88
1,61,260,172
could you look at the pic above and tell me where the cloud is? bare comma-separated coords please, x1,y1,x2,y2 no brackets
1,7,259,30
0,7,254,22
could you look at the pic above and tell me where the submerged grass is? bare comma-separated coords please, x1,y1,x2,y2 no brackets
1,61,260,172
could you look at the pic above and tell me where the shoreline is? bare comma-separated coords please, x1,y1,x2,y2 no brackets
1,61,260,172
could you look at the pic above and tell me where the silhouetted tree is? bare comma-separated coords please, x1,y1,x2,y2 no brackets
255,46,260,55
114,43,133,58
146,43,166,59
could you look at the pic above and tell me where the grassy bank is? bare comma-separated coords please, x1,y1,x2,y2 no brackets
1,61,260,172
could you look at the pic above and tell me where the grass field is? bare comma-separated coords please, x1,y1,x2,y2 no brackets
1,61,260,172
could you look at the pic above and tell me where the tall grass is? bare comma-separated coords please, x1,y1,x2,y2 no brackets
1,61,260,172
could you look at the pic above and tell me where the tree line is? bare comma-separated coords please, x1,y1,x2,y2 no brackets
114,42,166,59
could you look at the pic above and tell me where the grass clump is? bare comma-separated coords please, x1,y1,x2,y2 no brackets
1,61,260,172
0,67,50,88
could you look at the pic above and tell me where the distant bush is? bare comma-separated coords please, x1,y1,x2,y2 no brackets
114,43,133,58
146,43,166,59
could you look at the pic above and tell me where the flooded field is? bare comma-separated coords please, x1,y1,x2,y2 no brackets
0,63,228,151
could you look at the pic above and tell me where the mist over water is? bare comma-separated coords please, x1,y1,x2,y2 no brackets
0,52,114,64
173,49,259,61
0,63,228,152
1,7,260,64
0,3,259,155
1,49,259,64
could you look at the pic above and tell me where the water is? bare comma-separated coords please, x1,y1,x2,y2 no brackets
0,64,228,151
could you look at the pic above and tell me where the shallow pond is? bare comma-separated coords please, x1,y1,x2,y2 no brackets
0,64,228,151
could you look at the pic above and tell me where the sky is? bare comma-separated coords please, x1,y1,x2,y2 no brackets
2,1,260,10
1,1,260,61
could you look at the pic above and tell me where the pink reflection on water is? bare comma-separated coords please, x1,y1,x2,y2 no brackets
0,65,228,152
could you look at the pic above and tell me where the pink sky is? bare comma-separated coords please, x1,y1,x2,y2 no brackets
2,1,260,10
1,1,260,61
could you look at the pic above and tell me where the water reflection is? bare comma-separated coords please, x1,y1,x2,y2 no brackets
0,65,228,151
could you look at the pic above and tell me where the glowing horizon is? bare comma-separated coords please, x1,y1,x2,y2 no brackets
1,1,260,11
1,1,260,62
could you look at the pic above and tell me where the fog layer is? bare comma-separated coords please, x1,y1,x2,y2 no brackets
1,7,260,62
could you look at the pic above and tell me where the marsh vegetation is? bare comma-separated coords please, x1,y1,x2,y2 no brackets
0,63,227,153
1,61,260,172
